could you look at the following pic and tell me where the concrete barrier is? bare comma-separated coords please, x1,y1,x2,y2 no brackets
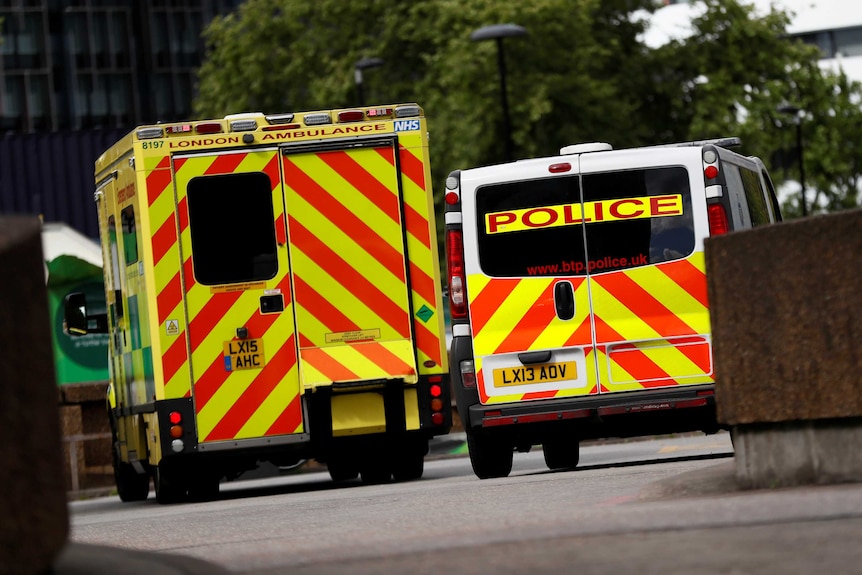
0,216,69,574
706,208,862,489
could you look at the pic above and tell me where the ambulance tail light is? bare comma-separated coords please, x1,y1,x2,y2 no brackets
446,229,467,319
460,360,476,389
168,410,184,452
707,202,729,236
195,122,223,134
428,375,446,426
337,110,364,122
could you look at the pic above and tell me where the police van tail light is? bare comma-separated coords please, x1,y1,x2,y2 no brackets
707,202,729,236
446,229,467,319
428,375,446,426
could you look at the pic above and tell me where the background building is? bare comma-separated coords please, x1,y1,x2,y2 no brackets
0,0,242,238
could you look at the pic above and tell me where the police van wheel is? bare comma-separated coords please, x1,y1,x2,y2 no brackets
466,430,513,479
542,438,580,471
155,463,187,504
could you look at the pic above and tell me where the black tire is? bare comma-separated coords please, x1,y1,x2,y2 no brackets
187,474,220,502
111,429,149,502
114,459,150,502
542,438,580,471
466,430,513,479
155,462,187,504
327,459,360,482
359,449,392,485
391,452,424,482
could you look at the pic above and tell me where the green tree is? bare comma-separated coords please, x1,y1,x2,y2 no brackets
194,0,862,221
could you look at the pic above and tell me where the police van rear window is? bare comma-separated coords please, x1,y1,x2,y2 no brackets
476,166,694,277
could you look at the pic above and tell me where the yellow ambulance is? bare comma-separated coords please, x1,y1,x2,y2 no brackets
445,139,781,478
64,104,451,502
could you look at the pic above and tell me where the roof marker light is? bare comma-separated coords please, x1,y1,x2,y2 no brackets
136,127,163,139
230,119,257,132
367,107,393,118
395,105,421,118
549,162,572,173
304,113,332,126
165,124,192,135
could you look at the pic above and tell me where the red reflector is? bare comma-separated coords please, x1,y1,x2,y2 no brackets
445,191,460,205
549,162,572,173
262,124,301,131
431,412,445,426
704,165,719,179
428,375,443,383
195,122,223,134
430,384,442,398
169,411,182,424
337,110,364,122
697,389,715,396
707,203,729,235
485,410,502,417
169,425,183,439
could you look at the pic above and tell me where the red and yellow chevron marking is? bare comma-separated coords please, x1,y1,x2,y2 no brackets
467,253,713,403
146,154,193,400
468,275,598,404
282,146,420,386
590,253,713,392
166,150,304,442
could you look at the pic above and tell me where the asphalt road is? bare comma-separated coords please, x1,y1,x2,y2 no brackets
67,432,862,574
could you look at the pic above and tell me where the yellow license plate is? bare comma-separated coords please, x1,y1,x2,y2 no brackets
492,361,578,387
223,338,265,371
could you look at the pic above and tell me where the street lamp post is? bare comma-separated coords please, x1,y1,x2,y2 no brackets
471,24,527,163
778,104,807,217
354,57,384,107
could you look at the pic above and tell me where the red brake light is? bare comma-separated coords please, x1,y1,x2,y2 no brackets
446,229,467,319
704,165,719,179
445,191,459,205
708,203,729,235
195,122,223,134
337,110,364,122
169,411,182,424
430,384,442,397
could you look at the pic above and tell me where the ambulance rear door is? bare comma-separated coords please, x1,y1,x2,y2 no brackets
280,137,418,387
173,148,305,447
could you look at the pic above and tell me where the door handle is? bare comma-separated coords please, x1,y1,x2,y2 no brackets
554,281,575,320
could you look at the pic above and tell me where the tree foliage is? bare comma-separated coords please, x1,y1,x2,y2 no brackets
194,0,862,222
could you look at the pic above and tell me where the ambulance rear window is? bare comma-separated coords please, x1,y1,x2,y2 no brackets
476,166,693,277
187,172,278,285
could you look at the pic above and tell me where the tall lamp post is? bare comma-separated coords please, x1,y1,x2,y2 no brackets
354,57,384,107
777,104,807,217
471,24,527,163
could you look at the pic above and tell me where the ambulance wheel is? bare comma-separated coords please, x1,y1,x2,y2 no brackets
327,459,359,482
542,438,580,471
155,463,187,504
359,450,392,485
187,474,220,502
391,452,424,482
114,457,150,502
466,430,513,479
391,437,427,482
111,431,149,502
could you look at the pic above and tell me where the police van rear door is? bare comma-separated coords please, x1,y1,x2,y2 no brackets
578,148,713,395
